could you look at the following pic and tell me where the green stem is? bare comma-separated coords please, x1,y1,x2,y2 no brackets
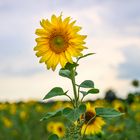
77,86,80,102
65,94,75,108
71,68,78,108
82,115,96,140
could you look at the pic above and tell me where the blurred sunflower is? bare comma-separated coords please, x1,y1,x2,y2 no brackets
47,121,65,138
54,122,65,138
2,117,13,128
81,103,105,135
112,100,125,113
47,121,55,133
34,14,87,70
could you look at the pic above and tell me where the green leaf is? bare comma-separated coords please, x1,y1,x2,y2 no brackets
79,80,94,88
96,108,124,118
43,87,66,100
64,62,79,70
79,104,86,113
63,105,86,121
88,88,99,94
48,134,59,140
80,89,99,96
80,91,87,96
59,69,71,79
40,108,63,121
78,53,95,61
59,68,78,79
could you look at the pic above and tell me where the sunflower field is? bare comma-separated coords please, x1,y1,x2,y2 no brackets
0,91,140,140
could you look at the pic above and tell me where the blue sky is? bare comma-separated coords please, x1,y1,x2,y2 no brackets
0,0,140,101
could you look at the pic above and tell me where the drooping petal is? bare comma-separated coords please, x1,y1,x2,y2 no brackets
60,53,67,68
65,51,73,63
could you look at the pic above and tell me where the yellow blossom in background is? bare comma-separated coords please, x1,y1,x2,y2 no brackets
112,100,125,113
0,103,8,111
134,112,140,123
47,121,55,133
35,104,45,113
10,103,17,115
93,99,108,108
81,103,105,135
108,123,125,132
34,14,87,70
2,117,13,128
19,111,28,121
53,122,65,138
130,102,140,112
47,121,65,138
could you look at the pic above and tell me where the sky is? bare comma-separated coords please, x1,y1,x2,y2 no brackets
0,0,140,101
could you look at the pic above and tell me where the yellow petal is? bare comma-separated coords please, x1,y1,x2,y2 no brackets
65,51,73,63
62,17,71,28
35,37,48,43
40,19,52,31
51,14,57,24
69,20,76,27
60,52,67,68
34,44,49,52
72,26,82,33
67,46,82,57
39,49,52,63
45,52,55,69
35,29,48,37
52,54,60,71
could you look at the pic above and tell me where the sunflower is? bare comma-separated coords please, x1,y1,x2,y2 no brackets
112,100,125,113
2,117,13,128
34,14,87,70
47,121,65,138
47,121,55,133
81,103,105,135
53,122,65,138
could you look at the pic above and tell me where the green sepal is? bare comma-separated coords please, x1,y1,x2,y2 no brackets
43,87,67,100
96,108,124,118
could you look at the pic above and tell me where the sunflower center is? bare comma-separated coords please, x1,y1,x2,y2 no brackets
50,35,68,53
53,36,64,47
58,126,63,133
85,111,95,124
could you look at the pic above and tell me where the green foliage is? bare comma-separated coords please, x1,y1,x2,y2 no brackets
41,108,64,121
0,97,140,140
59,69,71,79
63,104,86,122
80,88,99,97
96,108,124,118
43,87,67,100
41,104,86,122
79,80,94,88
77,53,95,61
64,62,79,70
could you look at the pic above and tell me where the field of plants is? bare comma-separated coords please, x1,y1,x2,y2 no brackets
0,90,140,140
